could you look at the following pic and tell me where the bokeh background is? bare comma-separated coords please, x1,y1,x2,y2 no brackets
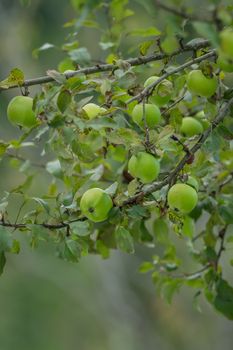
0,1,233,349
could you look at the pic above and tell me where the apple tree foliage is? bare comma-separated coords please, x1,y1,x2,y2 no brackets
1,0,233,319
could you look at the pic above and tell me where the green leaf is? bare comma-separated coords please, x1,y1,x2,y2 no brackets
130,26,161,37
29,225,50,248
219,205,233,224
139,261,154,273
0,227,20,255
96,240,110,259
32,43,55,59
104,182,118,196
64,239,82,262
11,175,34,194
46,70,66,84
70,221,90,236
217,125,233,140
71,141,96,162
68,47,91,65
46,160,64,179
99,42,115,50
115,226,134,254
127,205,149,219
153,218,169,244
0,227,13,252
139,40,154,56
57,90,72,113
0,201,8,213
140,220,153,242
0,68,24,89
182,216,195,238
0,141,9,156
213,279,233,320
32,197,51,215
162,279,182,304
108,128,141,147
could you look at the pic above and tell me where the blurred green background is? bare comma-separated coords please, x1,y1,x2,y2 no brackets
0,1,233,349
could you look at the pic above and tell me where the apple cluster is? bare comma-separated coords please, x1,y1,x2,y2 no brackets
9,34,232,224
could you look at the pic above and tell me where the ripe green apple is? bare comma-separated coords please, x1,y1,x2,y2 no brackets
220,28,233,57
180,117,204,136
217,51,233,72
80,188,113,222
187,70,217,97
144,76,172,106
131,103,161,128
128,151,160,183
7,96,37,128
82,103,107,119
168,183,198,214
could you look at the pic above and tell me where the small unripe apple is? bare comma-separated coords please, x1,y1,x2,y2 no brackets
217,51,233,72
168,183,198,214
131,103,161,128
187,70,217,97
82,103,107,119
80,188,113,222
128,151,160,184
220,28,233,57
7,96,37,128
194,111,210,130
144,76,172,106
180,117,204,136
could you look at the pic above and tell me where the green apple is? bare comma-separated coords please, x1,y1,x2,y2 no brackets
194,111,210,130
131,103,161,128
220,28,233,57
144,76,172,106
168,183,198,214
187,70,217,97
7,96,37,128
128,151,160,183
80,188,113,222
180,117,204,136
82,103,107,119
217,51,233,72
